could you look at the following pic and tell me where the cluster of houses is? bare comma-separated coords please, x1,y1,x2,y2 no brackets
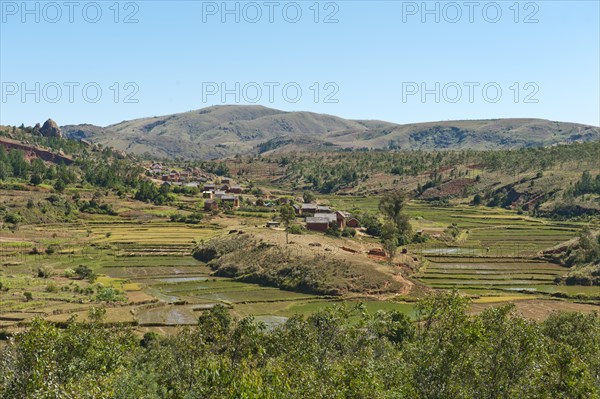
148,162,207,184
202,178,243,211
293,203,360,232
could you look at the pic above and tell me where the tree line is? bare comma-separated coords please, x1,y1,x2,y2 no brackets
1,292,599,398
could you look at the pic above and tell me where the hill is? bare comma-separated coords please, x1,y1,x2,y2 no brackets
61,105,600,159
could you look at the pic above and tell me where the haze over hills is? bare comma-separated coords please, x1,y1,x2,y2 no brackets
61,105,600,160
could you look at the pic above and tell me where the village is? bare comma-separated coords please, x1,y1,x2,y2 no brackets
146,161,361,234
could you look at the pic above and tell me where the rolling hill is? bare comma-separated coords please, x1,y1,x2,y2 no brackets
61,105,600,159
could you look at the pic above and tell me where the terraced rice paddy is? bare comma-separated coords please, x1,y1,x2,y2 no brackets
417,257,599,297
2,203,599,333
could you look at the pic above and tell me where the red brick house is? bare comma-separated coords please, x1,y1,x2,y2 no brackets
305,217,330,232
346,218,360,228
221,195,240,208
204,199,218,211
229,185,243,194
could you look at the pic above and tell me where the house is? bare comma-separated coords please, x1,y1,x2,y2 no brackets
161,174,170,181
266,221,280,228
316,205,331,214
305,216,331,232
300,203,318,215
221,178,231,185
229,185,243,194
179,172,190,180
202,191,214,199
292,204,302,215
150,162,163,174
169,170,180,181
346,217,361,228
335,211,347,229
221,195,240,208
214,190,227,199
184,182,199,188
204,199,218,211
203,183,216,191
221,184,230,191
306,212,343,231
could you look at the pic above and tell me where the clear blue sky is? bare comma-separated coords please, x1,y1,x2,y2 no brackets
1,0,599,127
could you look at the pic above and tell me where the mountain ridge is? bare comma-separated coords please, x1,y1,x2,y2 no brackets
61,105,600,159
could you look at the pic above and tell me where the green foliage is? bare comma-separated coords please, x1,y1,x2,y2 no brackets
96,287,125,302
357,212,382,236
135,180,173,205
303,191,315,203
1,294,600,398
381,222,399,263
37,265,54,278
3,212,22,225
288,224,305,235
79,199,117,215
280,204,296,244
379,191,413,245
75,265,96,282
169,212,204,224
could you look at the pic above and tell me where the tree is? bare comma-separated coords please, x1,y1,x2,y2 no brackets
29,173,42,185
381,222,398,264
379,191,412,245
303,191,315,203
54,178,66,193
280,204,296,244
75,265,96,282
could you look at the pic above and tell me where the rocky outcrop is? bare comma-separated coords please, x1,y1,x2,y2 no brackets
39,119,62,138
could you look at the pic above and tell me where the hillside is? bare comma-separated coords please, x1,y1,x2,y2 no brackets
61,105,600,159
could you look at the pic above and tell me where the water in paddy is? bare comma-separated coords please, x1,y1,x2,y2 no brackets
422,247,479,255
159,276,208,283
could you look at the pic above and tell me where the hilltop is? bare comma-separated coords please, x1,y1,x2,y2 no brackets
61,105,600,159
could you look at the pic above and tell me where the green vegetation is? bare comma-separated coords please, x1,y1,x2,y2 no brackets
1,293,600,398
1,122,600,398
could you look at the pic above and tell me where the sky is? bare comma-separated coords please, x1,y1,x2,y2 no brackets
0,0,599,127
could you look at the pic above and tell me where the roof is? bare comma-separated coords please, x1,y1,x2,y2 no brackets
316,206,331,212
221,195,238,201
301,203,318,210
305,217,330,224
320,213,338,222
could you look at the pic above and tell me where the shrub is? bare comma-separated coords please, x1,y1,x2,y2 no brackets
342,228,357,237
37,265,54,278
23,291,33,301
46,282,58,293
3,212,22,225
75,265,96,282
96,287,124,302
289,224,305,235
63,269,75,279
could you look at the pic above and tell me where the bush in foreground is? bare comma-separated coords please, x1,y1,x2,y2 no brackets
1,293,599,399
